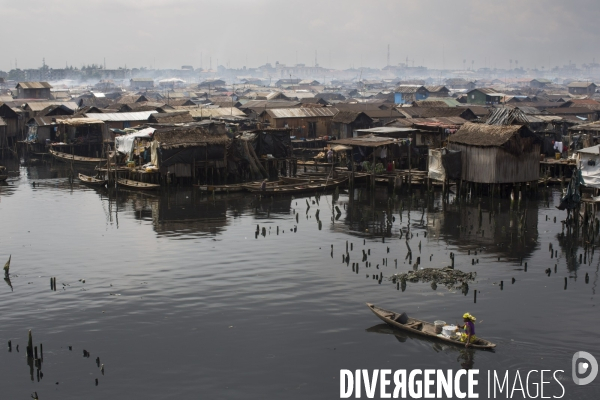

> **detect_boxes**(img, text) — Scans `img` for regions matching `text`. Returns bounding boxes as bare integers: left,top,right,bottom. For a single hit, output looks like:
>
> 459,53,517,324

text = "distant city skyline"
3,57,599,73
1,0,598,72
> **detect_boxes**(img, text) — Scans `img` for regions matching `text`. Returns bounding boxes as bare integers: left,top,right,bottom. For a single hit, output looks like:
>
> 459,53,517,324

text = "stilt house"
447,122,541,183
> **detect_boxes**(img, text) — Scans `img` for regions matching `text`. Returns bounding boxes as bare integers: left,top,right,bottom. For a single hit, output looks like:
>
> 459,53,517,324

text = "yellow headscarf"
463,312,476,321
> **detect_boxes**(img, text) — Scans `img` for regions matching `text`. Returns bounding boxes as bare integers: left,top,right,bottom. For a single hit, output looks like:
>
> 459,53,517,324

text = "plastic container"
442,325,456,338
434,320,446,334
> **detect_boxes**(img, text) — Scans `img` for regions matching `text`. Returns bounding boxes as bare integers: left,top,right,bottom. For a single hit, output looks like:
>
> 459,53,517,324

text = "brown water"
0,161,599,399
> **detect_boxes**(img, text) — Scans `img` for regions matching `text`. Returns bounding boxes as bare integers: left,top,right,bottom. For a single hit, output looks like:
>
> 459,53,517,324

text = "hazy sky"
1,0,598,71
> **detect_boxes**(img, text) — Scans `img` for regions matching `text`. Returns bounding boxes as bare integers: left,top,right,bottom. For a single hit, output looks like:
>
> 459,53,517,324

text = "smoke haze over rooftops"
0,0,598,70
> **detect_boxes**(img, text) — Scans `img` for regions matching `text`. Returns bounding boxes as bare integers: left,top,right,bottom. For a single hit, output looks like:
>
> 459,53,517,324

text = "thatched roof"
449,122,527,147
153,125,229,149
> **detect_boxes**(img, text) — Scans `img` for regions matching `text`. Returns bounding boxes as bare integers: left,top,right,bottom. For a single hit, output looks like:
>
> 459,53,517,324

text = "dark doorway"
308,121,317,138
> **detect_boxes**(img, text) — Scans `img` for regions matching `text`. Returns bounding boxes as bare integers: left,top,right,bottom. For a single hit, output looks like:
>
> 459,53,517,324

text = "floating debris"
389,267,476,290
3,255,11,277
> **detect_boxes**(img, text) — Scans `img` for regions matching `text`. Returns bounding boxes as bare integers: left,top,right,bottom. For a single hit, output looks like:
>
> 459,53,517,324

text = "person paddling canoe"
460,313,477,348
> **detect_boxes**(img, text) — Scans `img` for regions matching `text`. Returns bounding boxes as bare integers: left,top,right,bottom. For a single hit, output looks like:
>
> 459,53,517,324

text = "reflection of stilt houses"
435,200,539,260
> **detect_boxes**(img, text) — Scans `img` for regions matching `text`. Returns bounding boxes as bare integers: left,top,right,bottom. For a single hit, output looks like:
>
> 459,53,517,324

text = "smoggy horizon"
1,0,598,72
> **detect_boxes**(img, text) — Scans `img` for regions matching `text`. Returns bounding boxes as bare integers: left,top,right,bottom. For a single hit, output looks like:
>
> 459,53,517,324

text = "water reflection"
366,324,478,369
4,276,13,292
555,228,591,273
103,189,293,238
332,186,541,264
1,162,600,399
19,161,298,239
437,198,539,260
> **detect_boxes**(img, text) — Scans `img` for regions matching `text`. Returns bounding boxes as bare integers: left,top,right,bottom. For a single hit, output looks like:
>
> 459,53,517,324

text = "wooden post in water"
371,147,376,193
27,330,33,358
350,156,354,190
408,139,412,187
205,147,208,185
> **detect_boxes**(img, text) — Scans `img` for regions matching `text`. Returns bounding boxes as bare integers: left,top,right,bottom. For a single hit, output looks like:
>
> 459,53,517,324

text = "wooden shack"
130,78,154,89
15,82,52,99
84,111,158,129
152,122,229,184
56,118,108,144
258,107,338,138
0,117,6,154
447,122,541,184
0,103,24,144
331,111,373,139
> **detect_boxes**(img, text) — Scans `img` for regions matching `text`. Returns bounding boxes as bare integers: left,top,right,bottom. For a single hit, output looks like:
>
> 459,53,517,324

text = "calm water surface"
0,161,599,399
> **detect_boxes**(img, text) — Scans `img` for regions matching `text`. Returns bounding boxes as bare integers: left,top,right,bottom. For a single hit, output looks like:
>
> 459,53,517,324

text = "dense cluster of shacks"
1,76,600,194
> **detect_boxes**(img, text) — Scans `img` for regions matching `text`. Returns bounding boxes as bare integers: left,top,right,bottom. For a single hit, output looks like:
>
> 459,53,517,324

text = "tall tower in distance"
387,44,390,66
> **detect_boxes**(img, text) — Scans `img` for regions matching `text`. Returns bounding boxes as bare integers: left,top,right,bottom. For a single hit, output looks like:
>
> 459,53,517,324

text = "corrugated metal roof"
395,85,426,94
548,108,596,115
567,82,596,88
28,116,72,126
416,98,460,107
469,88,504,96
577,143,600,154
188,108,247,118
84,111,157,121
411,117,467,126
25,101,79,112
264,107,339,118
333,135,400,147
514,106,541,115
281,90,317,99
355,127,415,134
571,122,600,133
424,85,449,93
16,82,52,89
332,111,366,124
240,100,301,109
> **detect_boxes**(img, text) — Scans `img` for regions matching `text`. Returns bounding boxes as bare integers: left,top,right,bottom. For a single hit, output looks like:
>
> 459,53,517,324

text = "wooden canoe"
279,176,332,184
245,178,347,195
280,177,315,184
366,303,496,350
240,180,284,190
78,173,107,187
49,149,106,166
195,184,244,193
117,179,160,190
